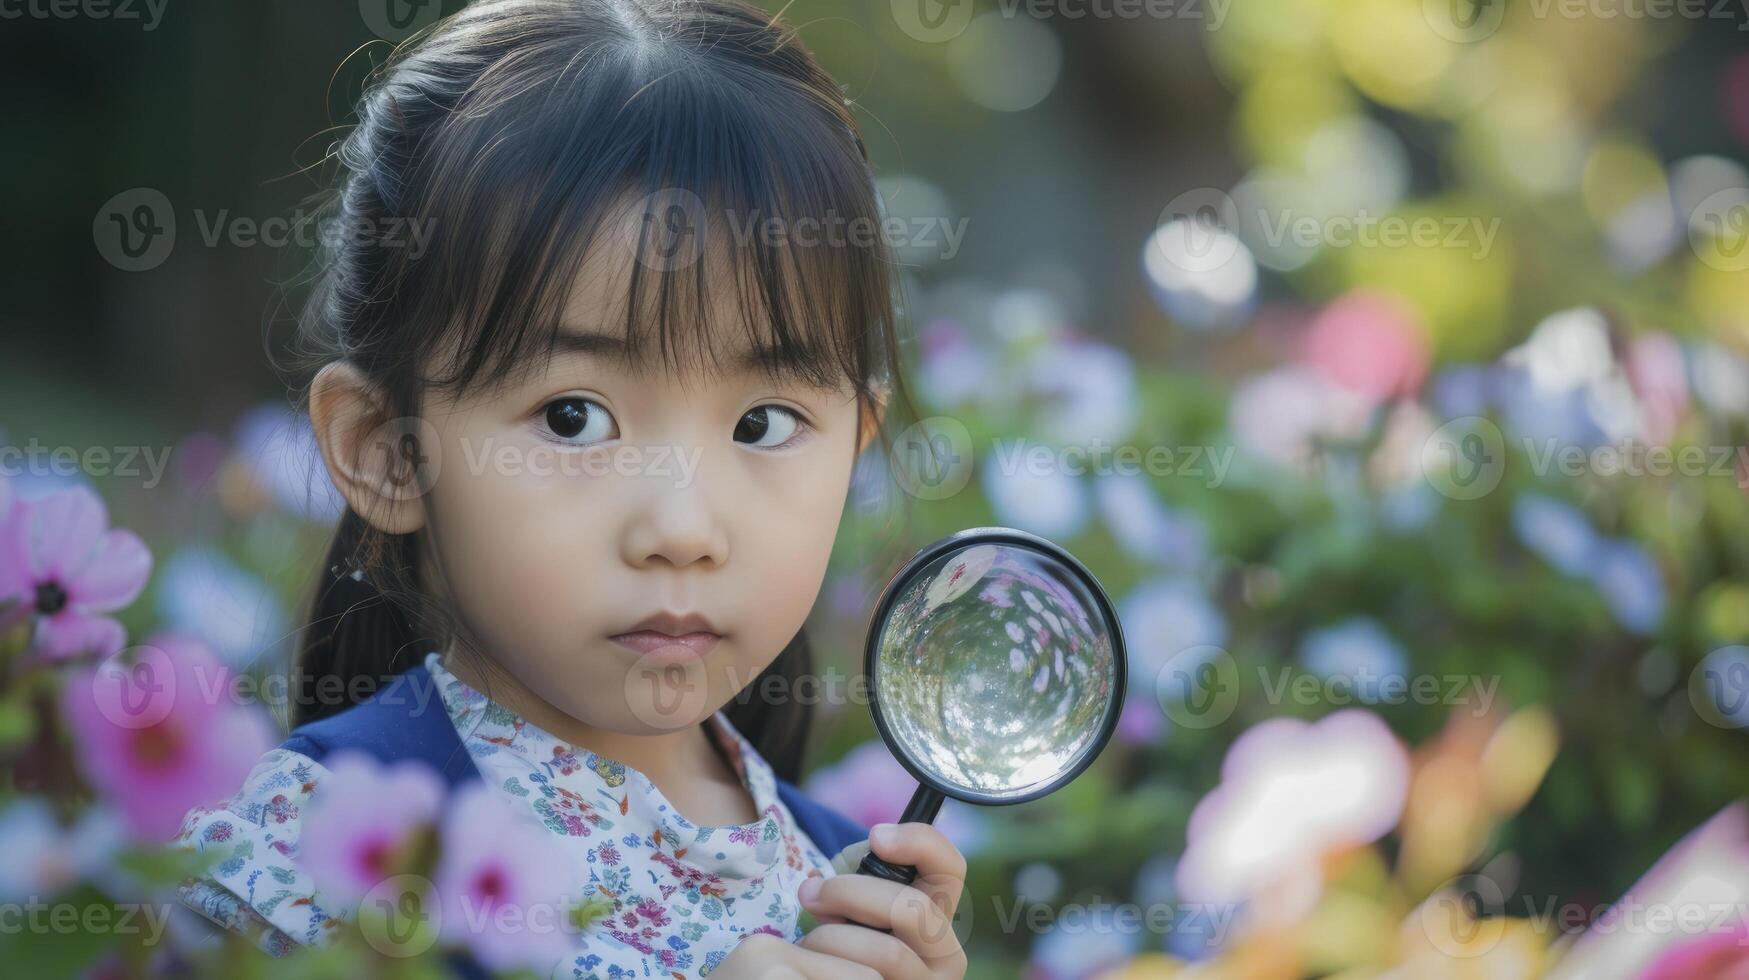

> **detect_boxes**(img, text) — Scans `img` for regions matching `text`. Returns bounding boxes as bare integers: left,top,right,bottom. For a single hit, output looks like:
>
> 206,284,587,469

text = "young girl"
174,1,969,976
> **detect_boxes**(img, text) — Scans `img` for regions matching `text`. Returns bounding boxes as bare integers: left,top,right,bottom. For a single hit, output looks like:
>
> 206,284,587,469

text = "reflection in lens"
872,542,1119,799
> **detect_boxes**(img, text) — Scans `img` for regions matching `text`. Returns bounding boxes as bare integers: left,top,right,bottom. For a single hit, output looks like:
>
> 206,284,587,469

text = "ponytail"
291,507,427,727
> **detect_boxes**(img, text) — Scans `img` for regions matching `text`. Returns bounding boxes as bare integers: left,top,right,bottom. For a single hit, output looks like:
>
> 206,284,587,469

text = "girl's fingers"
730,933,882,980
785,941,887,980
801,872,960,962
866,822,969,917
797,923,935,980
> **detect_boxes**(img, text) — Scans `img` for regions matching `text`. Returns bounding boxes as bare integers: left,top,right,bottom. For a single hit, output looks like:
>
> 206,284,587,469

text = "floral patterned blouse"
174,653,847,977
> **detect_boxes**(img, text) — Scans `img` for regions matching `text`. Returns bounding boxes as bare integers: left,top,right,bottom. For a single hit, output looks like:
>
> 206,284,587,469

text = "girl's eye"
541,397,617,445
734,405,805,449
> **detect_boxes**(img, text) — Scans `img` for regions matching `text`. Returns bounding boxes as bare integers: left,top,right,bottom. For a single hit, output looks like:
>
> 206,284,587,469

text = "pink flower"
805,741,920,828
61,633,274,841
1552,805,1749,979
436,783,578,971
1641,922,1749,980
1626,331,1691,446
1300,290,1432,405
298,751,445,908
1229,366,1373,471
1177,710,1410,913
0,486,151,660
805,741,985,855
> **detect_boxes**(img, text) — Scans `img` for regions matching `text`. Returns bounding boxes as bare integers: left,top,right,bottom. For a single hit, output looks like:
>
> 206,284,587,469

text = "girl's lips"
609,630,721,664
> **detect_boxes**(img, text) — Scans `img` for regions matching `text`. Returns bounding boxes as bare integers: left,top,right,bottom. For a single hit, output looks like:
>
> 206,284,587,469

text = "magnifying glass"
855,527,1127,886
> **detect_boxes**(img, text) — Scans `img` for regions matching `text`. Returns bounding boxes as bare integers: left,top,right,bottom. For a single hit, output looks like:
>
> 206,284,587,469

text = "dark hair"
288,0,914,782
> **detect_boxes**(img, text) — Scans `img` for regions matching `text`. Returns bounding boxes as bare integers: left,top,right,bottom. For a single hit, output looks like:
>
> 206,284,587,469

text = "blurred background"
4,0,1749,976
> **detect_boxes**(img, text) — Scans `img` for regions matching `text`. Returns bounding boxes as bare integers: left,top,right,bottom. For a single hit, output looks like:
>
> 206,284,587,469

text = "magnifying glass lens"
871,541,1120,802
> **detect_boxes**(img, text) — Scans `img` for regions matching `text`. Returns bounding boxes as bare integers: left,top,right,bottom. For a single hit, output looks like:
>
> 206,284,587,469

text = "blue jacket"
280,665,868,977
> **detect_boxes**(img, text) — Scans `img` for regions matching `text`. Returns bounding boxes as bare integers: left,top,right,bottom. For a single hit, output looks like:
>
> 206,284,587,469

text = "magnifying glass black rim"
863,526,1128,807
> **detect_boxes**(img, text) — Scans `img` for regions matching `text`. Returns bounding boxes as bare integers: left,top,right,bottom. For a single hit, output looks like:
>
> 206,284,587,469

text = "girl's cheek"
429,434,607,612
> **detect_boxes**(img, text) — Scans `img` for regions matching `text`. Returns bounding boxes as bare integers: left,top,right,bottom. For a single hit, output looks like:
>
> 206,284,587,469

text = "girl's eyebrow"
550,328,825,380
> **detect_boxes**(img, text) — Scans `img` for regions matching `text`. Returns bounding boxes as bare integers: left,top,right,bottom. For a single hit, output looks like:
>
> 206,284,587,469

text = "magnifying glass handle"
856,784,946,886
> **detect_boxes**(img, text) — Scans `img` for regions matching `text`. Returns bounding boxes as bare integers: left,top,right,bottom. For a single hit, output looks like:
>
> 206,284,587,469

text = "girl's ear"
857,383,890,456
308,361,429,535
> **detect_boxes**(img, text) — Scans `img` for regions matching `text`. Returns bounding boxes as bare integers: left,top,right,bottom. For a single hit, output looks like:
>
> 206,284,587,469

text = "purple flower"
0,486,151,660
1027,906,1142,980
1591,538,1666,635
1114,697,1164,746
1298,617,1408,703
1511,493,1600,577
154,547,286,668
1022,338,1138,446
0,799,121,901
981,462,1089,540
1118,578,1228,685
1094,473,1208,570
232,404,345,522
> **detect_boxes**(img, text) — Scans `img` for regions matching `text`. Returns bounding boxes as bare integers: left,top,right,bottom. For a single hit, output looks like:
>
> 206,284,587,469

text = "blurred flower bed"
4,0,1749,977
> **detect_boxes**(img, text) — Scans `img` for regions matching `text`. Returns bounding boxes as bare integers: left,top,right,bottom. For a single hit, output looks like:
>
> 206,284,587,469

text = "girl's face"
410,238,874,736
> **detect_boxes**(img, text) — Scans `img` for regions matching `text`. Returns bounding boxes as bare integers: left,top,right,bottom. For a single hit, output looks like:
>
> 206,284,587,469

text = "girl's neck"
438,646,757,824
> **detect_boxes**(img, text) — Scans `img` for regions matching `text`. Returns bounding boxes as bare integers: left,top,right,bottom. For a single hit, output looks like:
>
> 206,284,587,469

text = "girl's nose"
620,485,729,570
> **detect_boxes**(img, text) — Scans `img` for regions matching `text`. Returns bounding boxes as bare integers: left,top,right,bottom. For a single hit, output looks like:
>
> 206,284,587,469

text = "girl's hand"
792,822,970,979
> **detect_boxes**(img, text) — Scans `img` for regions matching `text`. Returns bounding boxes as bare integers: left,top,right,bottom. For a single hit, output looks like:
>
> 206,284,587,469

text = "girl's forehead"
549,206,842,385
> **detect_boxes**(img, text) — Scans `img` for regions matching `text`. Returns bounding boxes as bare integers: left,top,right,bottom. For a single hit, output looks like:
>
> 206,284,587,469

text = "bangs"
392,24,894,400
